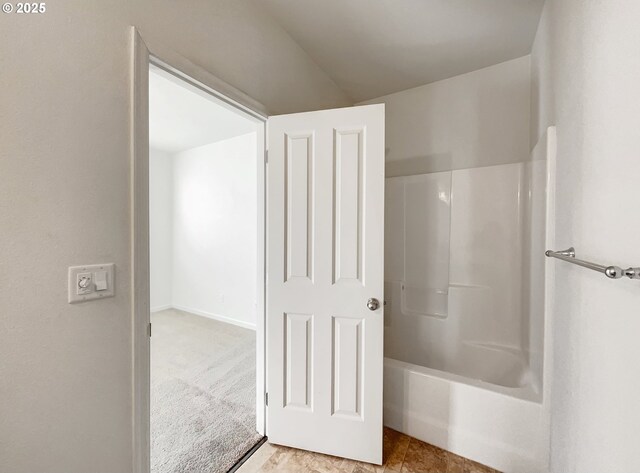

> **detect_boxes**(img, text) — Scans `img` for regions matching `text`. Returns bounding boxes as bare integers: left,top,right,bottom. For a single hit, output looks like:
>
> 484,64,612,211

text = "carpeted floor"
151,308,262,473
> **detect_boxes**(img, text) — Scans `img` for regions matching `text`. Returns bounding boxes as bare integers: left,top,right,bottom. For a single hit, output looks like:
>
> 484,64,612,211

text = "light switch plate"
68,263,115,303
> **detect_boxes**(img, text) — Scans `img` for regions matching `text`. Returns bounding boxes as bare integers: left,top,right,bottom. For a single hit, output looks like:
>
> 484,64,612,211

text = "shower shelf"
545,247,640,280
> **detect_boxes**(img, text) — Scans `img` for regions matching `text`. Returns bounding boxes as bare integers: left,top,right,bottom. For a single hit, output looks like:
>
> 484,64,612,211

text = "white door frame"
130,27,269,473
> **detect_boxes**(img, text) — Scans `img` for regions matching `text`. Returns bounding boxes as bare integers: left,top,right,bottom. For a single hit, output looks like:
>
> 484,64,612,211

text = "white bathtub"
383,357,549,473
382,130,556,472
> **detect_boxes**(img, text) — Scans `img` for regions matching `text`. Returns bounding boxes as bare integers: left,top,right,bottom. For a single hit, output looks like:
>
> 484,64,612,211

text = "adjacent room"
148,66,263,473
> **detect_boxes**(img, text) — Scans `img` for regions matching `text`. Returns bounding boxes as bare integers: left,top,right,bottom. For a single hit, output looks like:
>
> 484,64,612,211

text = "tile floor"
236,427,499,473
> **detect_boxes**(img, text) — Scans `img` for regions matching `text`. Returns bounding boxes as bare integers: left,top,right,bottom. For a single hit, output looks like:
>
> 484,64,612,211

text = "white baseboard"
151,305,172,313
171,304,256,330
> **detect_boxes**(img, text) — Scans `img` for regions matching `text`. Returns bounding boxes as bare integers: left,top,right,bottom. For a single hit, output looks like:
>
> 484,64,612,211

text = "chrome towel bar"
545,247,640,280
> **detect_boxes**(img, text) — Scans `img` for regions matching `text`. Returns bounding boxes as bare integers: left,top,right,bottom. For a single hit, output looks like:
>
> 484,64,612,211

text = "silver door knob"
367,298,380,311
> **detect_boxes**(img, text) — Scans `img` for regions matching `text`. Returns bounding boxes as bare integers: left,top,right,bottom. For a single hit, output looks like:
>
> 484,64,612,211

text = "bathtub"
383,357,549,472
381,131,555,473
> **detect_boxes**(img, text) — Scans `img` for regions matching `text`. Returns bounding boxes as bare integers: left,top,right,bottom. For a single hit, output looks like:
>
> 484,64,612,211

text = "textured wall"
359,56,531,175
531,1,640,471
171,134,258,328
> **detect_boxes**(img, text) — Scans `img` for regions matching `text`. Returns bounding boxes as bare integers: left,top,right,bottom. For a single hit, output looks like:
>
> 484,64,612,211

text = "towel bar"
545,247,640,280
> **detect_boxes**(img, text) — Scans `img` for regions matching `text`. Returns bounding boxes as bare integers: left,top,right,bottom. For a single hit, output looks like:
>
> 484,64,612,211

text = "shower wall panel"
384,162,541,387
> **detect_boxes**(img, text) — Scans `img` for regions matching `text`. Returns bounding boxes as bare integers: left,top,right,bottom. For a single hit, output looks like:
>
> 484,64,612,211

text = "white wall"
359,55,531,176
149,148,173,311
531,1,640,471
0,2,349,471
171,133,257,328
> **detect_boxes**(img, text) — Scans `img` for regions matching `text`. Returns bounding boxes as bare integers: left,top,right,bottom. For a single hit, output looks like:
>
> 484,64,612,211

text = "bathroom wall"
171,133,258,328
149,148,174,312
359,55,531,176
531,1,640,471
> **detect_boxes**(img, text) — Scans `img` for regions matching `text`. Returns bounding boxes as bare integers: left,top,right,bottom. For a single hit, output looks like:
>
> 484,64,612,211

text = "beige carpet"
151,309,262,473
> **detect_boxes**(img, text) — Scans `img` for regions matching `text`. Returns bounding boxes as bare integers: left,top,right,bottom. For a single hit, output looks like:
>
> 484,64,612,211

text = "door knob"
367,298,380,311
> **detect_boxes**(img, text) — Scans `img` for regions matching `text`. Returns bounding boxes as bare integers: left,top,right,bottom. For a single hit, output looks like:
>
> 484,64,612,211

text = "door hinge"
265,392,268,406
264,150,268,164
148,322,152,337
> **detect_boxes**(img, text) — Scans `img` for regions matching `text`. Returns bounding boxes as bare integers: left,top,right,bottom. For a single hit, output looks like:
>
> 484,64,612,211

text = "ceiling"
259,0,545,102
149,68,257,154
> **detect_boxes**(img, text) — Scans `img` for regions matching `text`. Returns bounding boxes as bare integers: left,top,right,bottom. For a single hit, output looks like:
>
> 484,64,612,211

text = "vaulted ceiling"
258,0,545,102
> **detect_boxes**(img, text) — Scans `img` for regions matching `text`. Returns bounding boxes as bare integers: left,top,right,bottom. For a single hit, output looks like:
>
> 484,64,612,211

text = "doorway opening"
148,63,265,473
133,34,384,469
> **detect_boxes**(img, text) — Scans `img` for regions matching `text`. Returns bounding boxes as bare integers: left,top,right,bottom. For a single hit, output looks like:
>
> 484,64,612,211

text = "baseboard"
171,304,256,330
151,304,172,313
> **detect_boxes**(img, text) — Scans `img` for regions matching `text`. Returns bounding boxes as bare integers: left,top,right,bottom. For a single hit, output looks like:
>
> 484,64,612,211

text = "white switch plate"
68,263,115,303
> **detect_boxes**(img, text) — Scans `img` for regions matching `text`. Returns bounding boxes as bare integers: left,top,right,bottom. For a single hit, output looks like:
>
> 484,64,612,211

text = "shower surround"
382,129,555,473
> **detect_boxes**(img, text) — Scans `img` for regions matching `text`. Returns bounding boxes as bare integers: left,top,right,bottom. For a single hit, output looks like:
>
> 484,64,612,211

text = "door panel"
334,128,364,284
285,133,313,282
332,316,363,419
284,312,313,410
267,104,384,464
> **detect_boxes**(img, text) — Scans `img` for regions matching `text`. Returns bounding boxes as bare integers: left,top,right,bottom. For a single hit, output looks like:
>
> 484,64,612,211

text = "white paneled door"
266,104,385,464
